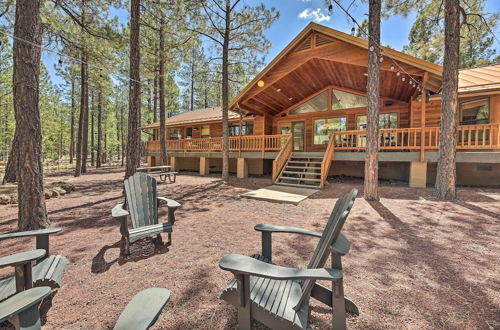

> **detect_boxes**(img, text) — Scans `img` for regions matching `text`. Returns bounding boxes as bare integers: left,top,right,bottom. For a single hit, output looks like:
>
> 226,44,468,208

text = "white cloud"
298,8,331,23
298,0,313,2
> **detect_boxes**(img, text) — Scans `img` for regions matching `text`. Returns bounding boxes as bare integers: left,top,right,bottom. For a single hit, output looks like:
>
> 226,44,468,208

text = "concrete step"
275,182,320,189
279,176,321,182
282,170,321,176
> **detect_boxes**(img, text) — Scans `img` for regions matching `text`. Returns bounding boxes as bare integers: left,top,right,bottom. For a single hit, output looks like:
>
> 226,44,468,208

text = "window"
280,125,291,135
170,128,182,140
229,122,254,136
313,118,346,144
332,89,367,110
459,98,489,125
185,127,193,139
357,113,398,129
201,125,210,138
289,90,328,114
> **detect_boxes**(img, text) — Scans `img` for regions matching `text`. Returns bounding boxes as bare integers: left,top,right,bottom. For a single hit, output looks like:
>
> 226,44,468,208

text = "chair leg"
167,233,172,245
237,275,251,330
124,237,130,256
331,280,346,330
17,303,42,330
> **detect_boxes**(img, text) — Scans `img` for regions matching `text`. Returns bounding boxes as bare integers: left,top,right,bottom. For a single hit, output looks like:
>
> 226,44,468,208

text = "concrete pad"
241,185,318,205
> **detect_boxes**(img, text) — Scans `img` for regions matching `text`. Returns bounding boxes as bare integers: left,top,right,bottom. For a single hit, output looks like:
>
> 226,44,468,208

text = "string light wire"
0,27,145,86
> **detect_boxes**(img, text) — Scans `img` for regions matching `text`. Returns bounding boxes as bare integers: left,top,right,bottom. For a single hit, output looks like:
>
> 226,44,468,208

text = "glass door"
292,121,305,151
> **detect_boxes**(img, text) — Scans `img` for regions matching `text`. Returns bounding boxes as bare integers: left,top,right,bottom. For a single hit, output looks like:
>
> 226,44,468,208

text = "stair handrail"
272,135,292,183
320,133,336,188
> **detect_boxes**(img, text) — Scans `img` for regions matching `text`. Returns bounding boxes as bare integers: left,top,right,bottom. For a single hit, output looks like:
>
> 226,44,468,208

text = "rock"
0,194,10,205
52,187,66,196
50,181,75,193
44,189,52,199
9,194,17,204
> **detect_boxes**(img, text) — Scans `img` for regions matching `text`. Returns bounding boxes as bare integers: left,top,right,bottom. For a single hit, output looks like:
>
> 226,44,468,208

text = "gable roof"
229,22,443,111
459,64,500,93
141,107,241,129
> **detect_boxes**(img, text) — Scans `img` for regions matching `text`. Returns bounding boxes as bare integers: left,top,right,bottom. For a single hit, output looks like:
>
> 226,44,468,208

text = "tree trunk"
153,71,158,140
364,0,381,201
120,95,125,167
97,88,102,168
158,17,168,166
3,128,18,184
69,77,75,164
190,48,195,111
75,56,88,177
90,90,95,167
435,0,459,200
125,0,141,178
81,78,89,173
13,0,49,230
221,0,230,182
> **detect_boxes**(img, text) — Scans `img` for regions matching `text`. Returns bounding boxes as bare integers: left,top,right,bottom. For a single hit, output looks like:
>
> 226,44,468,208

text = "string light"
0,27,145,86
396,71,400,76
401,76,405,82
390,64,395,70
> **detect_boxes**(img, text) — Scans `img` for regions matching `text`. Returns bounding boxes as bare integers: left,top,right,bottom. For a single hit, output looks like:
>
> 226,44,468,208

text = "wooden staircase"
275,153,324,189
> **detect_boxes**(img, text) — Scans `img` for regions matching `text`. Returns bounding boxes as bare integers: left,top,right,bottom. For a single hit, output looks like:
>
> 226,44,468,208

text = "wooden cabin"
142,23,500,188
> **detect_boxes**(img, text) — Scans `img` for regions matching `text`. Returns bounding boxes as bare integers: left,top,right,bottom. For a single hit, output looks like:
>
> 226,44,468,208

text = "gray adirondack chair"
0,228,68,302
220,189,358,330
112,172,181,255
0,287,171,330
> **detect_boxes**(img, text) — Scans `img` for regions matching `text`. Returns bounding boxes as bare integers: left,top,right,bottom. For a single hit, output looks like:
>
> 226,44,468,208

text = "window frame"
169,127,182,140
313,117,347,145
459,98,490,126
201,125,210,138
356,112,399,130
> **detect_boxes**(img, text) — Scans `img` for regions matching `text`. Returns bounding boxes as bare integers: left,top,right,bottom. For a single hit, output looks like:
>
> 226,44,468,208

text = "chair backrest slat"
295,189,357,310
124,173,158,228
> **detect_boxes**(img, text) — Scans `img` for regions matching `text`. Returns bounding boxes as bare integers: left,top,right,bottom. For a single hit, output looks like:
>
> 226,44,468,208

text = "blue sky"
43,0,500,86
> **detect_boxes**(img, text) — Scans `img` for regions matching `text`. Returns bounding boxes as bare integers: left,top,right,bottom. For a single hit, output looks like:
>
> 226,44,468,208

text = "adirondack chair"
112,172,181,255
219,189,358,330
0,228,69,302
0,287,171,330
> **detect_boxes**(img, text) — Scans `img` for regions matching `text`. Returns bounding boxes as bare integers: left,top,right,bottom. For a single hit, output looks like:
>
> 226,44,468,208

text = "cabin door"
292,121,305,151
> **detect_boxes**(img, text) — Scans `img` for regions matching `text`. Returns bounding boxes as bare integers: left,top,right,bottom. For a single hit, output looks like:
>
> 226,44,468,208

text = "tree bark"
190,47,195,111
153,71,158,140
3,127,18,184
125,0,141,178
120,95,125,167
364,0,381,201
97,88,102,168
221,0,230,182
75,57,88,177
81,76,89,173
158,17,168,166
69,77,75,164
435,0,459,200
13,0,49,230
90,90,95,167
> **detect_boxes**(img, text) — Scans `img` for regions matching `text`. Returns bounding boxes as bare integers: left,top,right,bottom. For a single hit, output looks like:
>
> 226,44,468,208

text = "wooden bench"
0,286,52,330
0,228,68,302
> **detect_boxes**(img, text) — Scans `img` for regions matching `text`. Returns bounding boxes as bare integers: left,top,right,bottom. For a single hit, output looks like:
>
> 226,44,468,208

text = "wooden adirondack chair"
112,172,181,255
0,228,69,302
0,287,171,330
220,189,358,330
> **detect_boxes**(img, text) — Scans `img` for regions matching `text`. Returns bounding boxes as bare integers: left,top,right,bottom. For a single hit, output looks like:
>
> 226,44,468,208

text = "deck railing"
272,135,293,183
147,124,500,156
320,132,336,188
146,134,290,154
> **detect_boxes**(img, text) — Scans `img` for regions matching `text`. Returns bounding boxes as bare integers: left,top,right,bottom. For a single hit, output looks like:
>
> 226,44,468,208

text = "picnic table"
136,165,177,183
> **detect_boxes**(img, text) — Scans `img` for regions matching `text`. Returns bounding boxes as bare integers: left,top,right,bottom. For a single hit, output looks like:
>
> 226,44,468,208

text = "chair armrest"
157,197,181,209
112,203,129,218
219,254,342,281
254,224,322,238
331,232,350,256
0,287,52,322
0,228,62,241
0,249,46,268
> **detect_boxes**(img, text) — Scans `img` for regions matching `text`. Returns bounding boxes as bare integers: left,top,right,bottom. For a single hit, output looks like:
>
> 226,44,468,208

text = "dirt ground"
0,166,499,330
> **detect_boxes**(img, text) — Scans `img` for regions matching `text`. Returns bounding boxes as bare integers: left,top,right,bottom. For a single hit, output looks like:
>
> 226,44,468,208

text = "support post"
409,161,428,188
200,157,210,176
237,158,248,179
170,156,178,172
147,155,155,167
420,72,428,161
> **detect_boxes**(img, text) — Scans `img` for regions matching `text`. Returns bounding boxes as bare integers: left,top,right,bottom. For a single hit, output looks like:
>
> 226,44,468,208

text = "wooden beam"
420,72,428,161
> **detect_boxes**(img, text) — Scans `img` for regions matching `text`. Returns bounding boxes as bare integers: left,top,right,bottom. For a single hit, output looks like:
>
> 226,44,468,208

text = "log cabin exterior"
142,23,500,188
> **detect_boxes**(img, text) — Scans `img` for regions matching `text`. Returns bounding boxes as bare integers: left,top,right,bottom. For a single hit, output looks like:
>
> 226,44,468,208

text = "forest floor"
0,166,499,329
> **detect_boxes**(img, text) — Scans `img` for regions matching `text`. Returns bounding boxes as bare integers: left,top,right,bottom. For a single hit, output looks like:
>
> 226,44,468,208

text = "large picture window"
357,113,398,129
459,98,489,125
332,89,367,110
170,128,182,140
314,117,346,144
201,125,210,138
229,122,254,136
289,90,328,114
